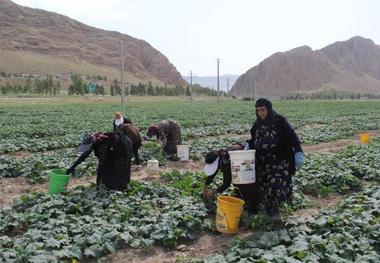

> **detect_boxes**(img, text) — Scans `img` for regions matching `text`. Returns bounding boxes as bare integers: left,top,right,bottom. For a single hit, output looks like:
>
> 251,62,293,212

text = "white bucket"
146,159,159,175
229,150,256,184
176,145,189,161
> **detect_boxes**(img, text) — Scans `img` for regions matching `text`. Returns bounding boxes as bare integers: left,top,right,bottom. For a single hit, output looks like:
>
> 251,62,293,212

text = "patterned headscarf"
146,125,159,138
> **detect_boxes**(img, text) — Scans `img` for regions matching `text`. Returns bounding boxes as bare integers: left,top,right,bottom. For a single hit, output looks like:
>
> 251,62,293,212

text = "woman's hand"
203,188,217,199
295,152,304,170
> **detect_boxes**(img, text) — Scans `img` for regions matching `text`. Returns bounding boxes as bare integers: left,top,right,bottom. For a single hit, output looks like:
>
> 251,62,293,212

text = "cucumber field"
0,97,379,263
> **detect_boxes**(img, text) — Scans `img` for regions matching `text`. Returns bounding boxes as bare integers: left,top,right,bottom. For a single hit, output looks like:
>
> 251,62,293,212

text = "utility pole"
190,70,193,99
217,58,220,104
120,40,125,114
227,77,230,96
249,72,252,102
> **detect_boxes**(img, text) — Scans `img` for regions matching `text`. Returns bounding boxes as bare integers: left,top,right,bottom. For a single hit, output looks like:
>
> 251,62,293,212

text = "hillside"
0,0,186,86
231,36,380,98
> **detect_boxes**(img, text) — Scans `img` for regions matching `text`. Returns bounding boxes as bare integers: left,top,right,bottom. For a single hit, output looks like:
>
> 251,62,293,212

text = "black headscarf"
254,98,277,125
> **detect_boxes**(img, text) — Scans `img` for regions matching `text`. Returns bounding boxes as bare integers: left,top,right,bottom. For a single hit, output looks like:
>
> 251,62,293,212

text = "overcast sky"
12,0,380,76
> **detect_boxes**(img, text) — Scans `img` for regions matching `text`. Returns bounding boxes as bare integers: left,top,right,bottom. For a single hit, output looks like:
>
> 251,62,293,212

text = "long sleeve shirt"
205,161,232,193
204,144,244,193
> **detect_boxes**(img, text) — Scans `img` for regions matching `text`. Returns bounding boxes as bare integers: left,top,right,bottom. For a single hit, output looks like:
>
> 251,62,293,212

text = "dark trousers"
132,144,141,165
233,183,261,214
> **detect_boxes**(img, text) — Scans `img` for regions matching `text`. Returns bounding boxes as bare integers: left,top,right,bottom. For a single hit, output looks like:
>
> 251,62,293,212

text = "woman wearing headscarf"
113,111,132,131
146,119,182,156
203,144,260,215
66,129,132,191
119,123,142,169
247,98,304,221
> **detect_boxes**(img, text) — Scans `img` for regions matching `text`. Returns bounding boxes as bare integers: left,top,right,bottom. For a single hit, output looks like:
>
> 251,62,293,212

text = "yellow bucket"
215,196,245,234
359,133,370,144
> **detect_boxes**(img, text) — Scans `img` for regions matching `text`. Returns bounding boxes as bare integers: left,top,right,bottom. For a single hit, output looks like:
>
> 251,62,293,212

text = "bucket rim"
217,195,245,205
228,149,255,155
176,144,189,148
49,169,69,176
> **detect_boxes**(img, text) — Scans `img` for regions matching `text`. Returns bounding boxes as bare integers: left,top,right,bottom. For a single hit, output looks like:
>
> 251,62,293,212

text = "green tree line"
128,82,225,97
0,76,61,95
1,74,226,97
283,89,380,100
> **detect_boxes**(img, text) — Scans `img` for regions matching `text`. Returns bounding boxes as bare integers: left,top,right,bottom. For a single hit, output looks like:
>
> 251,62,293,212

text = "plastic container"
176,145,189,161
146,159,159,175
215,196,245,234
48,169,70,194
229,150,256,184
359,133,370,144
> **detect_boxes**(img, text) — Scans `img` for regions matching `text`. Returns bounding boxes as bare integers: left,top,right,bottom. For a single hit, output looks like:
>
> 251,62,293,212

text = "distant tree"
98,85,105,95
110,85,115,96
55,81,61,96
186,86,192,96
113,79,121,95
70,74,84,95
24,77,32,93
48,75,54,96
147,82,154,95
82,83,88,95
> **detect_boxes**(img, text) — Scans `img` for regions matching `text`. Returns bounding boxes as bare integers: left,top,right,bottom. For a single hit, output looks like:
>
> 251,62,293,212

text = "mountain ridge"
231,36,380,98
0,0,186,86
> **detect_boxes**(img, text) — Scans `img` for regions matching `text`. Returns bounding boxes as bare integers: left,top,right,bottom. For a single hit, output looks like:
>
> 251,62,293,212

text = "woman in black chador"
247,98,304,221
66,129,132,191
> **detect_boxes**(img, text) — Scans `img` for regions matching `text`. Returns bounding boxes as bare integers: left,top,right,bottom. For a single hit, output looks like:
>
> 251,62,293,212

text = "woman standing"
247,98,304,221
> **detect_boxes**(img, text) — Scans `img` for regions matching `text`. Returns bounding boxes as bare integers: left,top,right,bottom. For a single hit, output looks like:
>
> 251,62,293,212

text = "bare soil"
0,175,97,207
97,193,343,263
303,129,380,153
0,161,204,207
293,193,343,221
1,129,379,262
299,123,326,130
98,231,252,263
6,151,33,158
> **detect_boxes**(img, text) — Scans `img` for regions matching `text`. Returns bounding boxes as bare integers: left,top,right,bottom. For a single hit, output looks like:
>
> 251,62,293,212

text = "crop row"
295,138,380,197
1,101,380,154
193,185,380,262
0,181,209,262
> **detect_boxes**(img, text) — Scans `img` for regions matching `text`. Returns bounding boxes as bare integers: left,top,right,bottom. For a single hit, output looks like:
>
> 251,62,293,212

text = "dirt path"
0,175,97,207
1,130,379,262
293,193,343,221
303,129,380,153
98,230,252,263
0,160,204,207
99,192,343,263
2,129,380,207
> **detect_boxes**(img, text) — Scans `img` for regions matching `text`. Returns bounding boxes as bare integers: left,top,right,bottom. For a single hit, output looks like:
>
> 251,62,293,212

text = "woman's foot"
267,206,282,223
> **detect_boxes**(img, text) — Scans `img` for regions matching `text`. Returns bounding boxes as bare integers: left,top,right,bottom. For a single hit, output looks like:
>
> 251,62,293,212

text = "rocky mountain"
182,74,239,92
0,0,186,86
231,36,380,98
